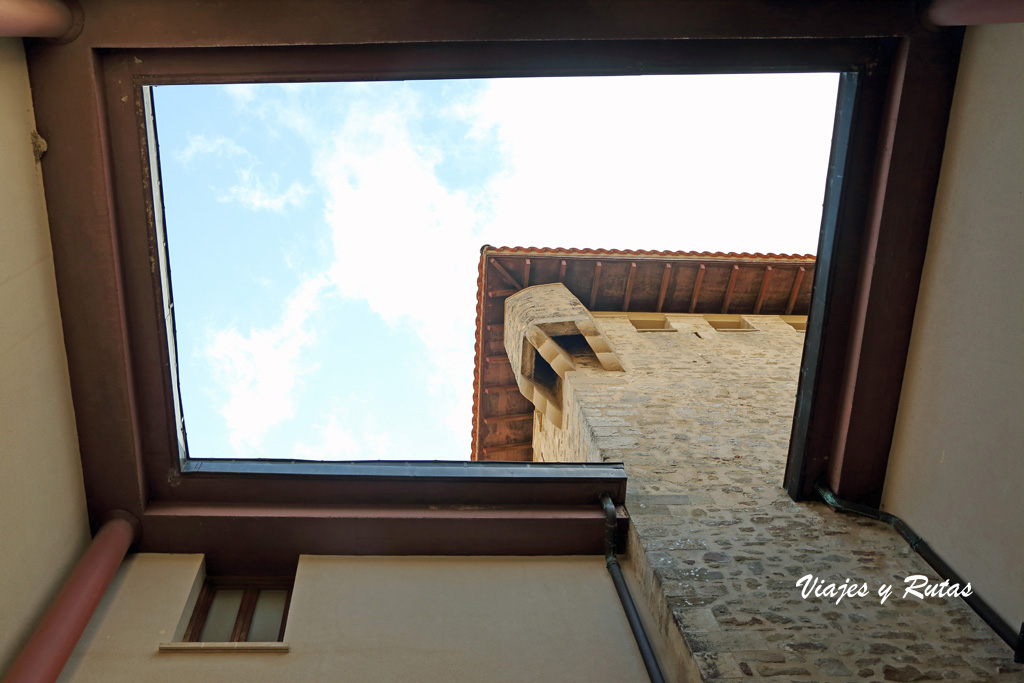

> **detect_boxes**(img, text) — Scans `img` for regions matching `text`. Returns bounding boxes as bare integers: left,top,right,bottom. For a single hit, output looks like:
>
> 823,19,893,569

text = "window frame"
183,576,293,643
26,1,964,570
99,40,881,504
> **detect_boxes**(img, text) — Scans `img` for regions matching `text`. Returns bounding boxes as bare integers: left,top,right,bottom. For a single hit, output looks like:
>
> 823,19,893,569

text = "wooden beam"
483,384,520,394
523,258,531,287
483,413,534,425
480,443,533,456
485,324,504,333
488,289,518,298
623,262,636,312
721,264,739,313
485,355,510,364
489,258,522,290
825,34,963,506
688,264,706,313
558,259,566,282
655,263,671,312
589,261,603,310
141,501,622,573
774,33,962,506
785,266,806,315
754,265,773,314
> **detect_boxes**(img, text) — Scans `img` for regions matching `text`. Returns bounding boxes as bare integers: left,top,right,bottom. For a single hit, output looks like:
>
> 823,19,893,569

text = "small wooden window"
183,577,293,643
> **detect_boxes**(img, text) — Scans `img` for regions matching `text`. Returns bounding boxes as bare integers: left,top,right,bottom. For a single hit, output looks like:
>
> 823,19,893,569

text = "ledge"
158,642,289,653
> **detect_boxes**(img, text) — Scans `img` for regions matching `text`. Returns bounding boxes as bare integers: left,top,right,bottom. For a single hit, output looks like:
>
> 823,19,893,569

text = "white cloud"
289,408,395,461
205,275,327,454
309,88,482,451
175,134,250,164
222,170,310,212
175,132,309,213
223,83,257,105
463,74,837,255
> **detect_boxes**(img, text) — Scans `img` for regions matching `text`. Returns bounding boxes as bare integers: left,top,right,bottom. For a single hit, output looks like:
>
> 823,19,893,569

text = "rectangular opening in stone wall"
552,333,601,359
529,347,561,399
704,315,759,332
627,314,676,333
781,316,808,332
143,71,838,463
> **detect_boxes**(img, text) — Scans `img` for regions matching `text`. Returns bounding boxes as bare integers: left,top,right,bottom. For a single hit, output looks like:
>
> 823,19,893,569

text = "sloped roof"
471,246,817,461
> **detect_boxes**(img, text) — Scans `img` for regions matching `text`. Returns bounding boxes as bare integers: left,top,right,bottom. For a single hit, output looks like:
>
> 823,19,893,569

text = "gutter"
815,480,1023,663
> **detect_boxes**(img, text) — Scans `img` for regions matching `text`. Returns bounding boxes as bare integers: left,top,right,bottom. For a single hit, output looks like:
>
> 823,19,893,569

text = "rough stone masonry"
505,284,1020,683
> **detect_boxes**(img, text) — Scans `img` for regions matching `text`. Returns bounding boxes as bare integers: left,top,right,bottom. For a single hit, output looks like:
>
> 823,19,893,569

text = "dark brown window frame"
26,0,963,571
183,576,293,643
102,40,882,510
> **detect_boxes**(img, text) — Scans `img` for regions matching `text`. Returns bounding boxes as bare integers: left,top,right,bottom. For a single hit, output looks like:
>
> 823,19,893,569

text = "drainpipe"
2,514,138,683
0,0,80,41
601,494,666,683
925,0,1024,26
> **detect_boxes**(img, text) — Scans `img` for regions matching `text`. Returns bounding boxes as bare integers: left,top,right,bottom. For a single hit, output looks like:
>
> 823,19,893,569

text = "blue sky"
152,73,839,461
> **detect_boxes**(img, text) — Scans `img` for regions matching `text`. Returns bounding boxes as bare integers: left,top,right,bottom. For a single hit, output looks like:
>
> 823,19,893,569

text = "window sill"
158,642,289,653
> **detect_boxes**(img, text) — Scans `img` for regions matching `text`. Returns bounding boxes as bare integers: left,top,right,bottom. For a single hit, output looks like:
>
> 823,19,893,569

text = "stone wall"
517,288,1019,682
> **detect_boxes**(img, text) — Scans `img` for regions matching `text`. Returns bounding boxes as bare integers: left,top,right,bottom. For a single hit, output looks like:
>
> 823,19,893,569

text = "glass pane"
248,589,288,642
149,73,839,462
199,588,243,642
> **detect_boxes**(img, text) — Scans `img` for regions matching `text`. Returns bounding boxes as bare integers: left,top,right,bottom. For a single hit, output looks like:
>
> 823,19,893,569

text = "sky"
152,72,839,462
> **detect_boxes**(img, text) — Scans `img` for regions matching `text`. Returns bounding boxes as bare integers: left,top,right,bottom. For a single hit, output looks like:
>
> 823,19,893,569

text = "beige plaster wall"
0,38,90,673
60,554,650,683
882,24,1024,629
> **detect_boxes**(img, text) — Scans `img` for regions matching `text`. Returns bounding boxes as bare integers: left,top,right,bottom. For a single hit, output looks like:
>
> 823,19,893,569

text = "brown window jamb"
184,577,293,643
182,581,215,643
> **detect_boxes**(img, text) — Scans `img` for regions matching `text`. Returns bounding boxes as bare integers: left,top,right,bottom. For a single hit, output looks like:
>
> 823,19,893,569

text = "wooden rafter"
754,265,774,314
483,413,534,425
655,263,671,312
786,266,806,315
590,261,603,310
483,384,521,394
480,443,532,456
721,264,740,313
689,263,706,313
623,262,637,312
489,258,522,290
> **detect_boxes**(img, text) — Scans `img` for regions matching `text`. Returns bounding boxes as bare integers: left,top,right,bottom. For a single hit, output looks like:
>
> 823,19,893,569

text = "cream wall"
60,554,649,683
0,38,90,672
882,24,1024,628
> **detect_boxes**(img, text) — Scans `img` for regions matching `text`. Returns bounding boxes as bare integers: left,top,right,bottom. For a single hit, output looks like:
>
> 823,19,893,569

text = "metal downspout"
601,494,666,683
0,0,78,39
815,481,1023,663
2,514,138,683
925,0,1024,27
